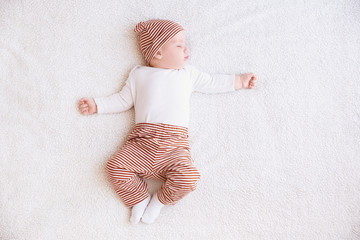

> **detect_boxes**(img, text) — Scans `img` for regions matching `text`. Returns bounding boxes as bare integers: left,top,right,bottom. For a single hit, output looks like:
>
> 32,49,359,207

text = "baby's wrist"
235,75,242,90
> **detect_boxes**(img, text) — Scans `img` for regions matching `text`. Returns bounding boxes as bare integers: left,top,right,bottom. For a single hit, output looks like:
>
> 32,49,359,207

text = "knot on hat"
134,22,146,33
134,19,184,65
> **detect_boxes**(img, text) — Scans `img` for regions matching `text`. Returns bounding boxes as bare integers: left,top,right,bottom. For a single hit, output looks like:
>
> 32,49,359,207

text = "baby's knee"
189,168,200,190
173,165,200,190
190,167,201,183
105,158,117,175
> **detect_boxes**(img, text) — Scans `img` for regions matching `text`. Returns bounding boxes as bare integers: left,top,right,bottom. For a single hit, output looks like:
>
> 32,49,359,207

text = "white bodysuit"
94,65,235,128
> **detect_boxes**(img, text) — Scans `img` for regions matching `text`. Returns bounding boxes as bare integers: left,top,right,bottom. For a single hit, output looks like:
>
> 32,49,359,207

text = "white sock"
141,193,164,224
130,195,151,224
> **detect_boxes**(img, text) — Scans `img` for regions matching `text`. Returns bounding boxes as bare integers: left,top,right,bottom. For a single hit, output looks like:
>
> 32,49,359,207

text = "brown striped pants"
106,123,201,207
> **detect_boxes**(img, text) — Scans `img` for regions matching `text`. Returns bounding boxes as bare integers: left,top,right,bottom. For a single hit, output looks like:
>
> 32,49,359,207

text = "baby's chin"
174,61,188,70
160,63,187,70
149,59,188,70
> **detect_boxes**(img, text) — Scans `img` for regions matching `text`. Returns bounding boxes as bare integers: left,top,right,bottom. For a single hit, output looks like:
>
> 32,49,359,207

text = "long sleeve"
189,66,235,94
94,80,134,114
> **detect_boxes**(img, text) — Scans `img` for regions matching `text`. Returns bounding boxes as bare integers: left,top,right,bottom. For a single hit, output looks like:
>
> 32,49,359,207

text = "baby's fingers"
248,80,256,88
81,107,89,115
79,104,87,110
79,104,88,114
80,97,92,105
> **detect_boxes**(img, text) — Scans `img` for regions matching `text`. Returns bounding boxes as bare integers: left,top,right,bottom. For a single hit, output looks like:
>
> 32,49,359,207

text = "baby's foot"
130,195,151,224
141,193,164,224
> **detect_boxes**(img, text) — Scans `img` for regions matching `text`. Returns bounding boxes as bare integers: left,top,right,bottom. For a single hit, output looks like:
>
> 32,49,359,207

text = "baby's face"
153,31,189,69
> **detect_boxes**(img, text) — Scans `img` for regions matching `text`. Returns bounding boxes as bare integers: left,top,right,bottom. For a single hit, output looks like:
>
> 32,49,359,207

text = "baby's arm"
234,73,256,90
190,67,256,93
78,67,138,116
78,76,134,116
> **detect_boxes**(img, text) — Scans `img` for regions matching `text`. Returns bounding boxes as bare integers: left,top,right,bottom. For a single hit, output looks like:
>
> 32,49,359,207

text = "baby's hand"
235,73,256,90
79,97,97,115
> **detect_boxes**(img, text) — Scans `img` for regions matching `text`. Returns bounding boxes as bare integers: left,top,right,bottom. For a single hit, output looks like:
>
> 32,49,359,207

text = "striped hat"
134,19,184,65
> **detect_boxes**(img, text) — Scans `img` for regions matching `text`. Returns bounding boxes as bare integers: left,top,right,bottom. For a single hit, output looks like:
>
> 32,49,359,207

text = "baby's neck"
149,61,187,70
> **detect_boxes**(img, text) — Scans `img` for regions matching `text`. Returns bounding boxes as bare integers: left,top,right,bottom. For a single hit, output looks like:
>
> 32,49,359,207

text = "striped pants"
106,123,201,207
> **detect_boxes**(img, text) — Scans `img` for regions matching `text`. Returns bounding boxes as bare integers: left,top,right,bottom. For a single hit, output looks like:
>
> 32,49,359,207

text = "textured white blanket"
1,0,360,239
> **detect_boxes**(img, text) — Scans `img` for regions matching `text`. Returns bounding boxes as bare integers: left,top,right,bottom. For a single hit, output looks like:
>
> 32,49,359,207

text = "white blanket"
1,0,360,239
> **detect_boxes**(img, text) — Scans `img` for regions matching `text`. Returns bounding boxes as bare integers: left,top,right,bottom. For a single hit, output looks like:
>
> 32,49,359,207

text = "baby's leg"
106,156,150,207
106,144,151,224
142,151,200,224
158,159,200,205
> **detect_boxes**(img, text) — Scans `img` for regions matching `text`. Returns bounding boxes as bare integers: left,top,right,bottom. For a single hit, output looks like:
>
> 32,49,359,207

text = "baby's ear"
153,50,162,60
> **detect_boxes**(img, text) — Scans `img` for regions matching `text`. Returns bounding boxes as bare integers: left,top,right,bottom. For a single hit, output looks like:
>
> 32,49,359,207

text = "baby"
79,19,256,224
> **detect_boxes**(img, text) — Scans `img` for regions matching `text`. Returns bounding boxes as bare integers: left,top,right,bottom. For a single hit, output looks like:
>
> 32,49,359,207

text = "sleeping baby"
78,19,256,224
